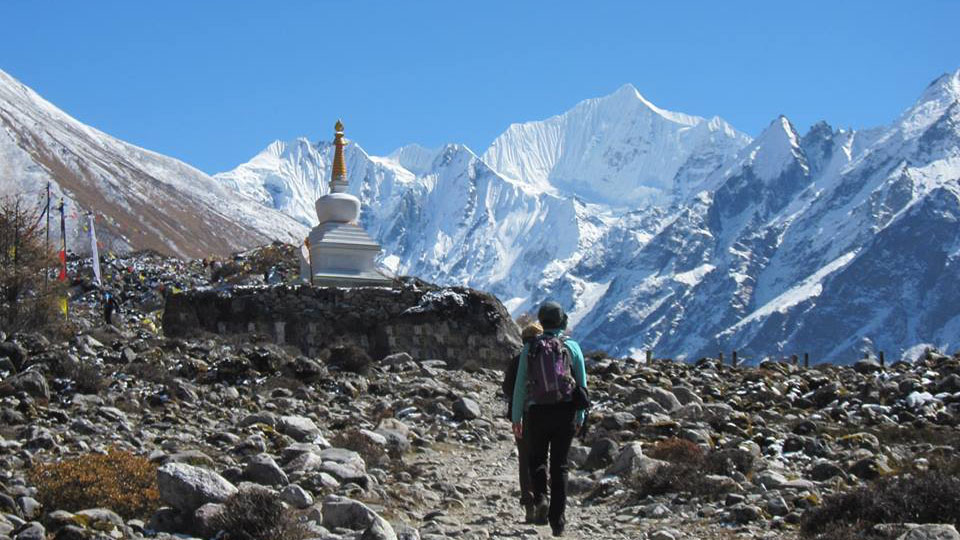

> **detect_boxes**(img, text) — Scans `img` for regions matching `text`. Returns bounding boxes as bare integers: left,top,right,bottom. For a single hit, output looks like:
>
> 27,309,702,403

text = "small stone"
452,397,481,420
280,484,314,509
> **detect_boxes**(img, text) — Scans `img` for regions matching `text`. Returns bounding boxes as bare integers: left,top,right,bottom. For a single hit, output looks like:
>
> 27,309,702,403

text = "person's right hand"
512,422,523,440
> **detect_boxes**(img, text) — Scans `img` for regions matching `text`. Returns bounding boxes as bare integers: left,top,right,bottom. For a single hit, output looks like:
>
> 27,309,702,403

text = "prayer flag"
88,213,102,287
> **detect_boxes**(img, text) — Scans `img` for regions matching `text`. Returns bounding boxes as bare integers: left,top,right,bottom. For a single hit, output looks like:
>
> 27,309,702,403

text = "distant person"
502,321,543,523
103,291,120,325
511,301,587,537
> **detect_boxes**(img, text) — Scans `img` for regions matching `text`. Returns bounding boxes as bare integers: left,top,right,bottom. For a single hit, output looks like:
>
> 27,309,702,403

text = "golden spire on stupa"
330,120,348,191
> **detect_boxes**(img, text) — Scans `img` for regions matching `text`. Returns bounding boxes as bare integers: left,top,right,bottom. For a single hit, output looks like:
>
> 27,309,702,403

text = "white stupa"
301,120,393,287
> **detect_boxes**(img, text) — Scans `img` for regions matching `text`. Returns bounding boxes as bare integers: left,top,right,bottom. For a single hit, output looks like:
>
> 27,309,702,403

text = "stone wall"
162,284,522,371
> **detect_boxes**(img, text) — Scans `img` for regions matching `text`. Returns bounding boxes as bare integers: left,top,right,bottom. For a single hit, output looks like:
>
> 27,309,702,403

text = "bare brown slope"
0,109,274,259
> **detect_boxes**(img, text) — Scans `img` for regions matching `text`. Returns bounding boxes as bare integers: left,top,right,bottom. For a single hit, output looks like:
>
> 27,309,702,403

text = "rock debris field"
2,248,960,540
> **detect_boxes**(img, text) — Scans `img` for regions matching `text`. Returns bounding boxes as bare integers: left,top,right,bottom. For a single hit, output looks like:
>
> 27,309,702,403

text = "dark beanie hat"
538,301,567,329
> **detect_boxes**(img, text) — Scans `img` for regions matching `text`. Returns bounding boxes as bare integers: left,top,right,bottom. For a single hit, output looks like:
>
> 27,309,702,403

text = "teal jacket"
511,330,587,425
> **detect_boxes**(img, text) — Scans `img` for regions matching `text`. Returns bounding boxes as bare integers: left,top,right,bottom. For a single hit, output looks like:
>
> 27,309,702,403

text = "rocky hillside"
1,250,960,540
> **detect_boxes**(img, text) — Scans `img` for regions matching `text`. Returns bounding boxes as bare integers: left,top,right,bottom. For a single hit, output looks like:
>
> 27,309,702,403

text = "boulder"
1,371,49,401
897,525,960,540
157,463,238,513
243,454,289,487
278,415,320,442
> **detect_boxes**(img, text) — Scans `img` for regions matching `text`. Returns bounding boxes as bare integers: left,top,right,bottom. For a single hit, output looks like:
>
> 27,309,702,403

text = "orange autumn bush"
29,448,161,519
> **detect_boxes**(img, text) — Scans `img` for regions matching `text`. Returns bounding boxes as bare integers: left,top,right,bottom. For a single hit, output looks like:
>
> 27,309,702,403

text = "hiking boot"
551,519,565,537
524,504,536,524
534,501,549,525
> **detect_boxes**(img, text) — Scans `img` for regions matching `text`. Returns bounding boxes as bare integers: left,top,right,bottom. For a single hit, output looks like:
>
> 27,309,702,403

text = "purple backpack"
527,335,575,404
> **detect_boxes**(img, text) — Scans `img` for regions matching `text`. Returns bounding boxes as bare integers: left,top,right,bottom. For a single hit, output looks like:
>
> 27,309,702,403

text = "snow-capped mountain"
481,84,751,206
219,70,960,363
4,61,957,364
0,68,306,258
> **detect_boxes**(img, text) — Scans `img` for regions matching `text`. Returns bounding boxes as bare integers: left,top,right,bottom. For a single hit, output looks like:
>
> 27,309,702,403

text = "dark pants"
527,402,577,528
517,416,534,506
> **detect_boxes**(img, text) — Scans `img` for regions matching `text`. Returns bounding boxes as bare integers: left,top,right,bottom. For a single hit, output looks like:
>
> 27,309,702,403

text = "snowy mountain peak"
387,144,443,176
482,84,751,207
898,68,960,139
743,115,806,181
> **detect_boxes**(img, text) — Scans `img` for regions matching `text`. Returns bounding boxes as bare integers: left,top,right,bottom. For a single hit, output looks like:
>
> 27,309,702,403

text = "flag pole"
44,182,51,290
58,198,68,318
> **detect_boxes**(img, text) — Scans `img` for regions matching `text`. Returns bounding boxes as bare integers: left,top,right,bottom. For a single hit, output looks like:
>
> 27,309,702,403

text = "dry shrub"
70,358,107,394
647,438,704,464
703,447,754,476
800,470,960,538
327,344,372,375
633,446,754,499
214,489,308,540
29,448,160,518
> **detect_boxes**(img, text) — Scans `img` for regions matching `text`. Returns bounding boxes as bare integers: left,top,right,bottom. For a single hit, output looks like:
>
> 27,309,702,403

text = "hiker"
502,321,543,523
511,301,588,537
103,291,120,325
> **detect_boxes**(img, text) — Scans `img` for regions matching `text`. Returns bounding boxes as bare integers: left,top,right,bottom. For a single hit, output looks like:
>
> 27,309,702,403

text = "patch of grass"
800,470,960,538
29,448,160,519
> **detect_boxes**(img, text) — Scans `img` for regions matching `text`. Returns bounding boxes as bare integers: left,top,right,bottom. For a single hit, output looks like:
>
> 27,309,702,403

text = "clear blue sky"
2,1,958,174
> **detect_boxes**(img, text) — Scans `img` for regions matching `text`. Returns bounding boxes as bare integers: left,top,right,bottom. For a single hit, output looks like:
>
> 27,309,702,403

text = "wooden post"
718,352,724,365
864,352,870,359
804,353,809,369
732,350,738,367
791,354,798,366
879,351,885,368
645,350,652,363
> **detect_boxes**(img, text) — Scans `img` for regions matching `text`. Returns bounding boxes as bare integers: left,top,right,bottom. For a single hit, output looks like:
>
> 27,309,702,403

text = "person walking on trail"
502,321,543,523
511,301,587,537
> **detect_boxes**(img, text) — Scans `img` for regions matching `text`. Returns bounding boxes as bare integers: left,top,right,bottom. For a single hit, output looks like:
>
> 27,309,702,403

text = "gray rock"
157,462,238,512
361,515,398,540
243,453,289,487
148,507,183,534
2,371,49,401
239,411,278,428
51,525,86,540
15,498,40,521
452,397,481,420
606,442,667,477
321,495,379,530
584,438,618,471
280,484,314,509
810,460,845,481
897,525,960,540
767,495,790,516
278,415,320,442
74,508,124,532
729,504,764,524
651,529,681,540
192,503,225,538
13,522,43,540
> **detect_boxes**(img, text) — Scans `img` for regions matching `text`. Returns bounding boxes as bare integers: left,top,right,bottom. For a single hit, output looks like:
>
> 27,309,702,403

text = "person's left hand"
512,422,523,440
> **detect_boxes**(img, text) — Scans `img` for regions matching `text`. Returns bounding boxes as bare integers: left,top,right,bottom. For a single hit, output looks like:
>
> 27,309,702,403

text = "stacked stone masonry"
163,284,522,370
